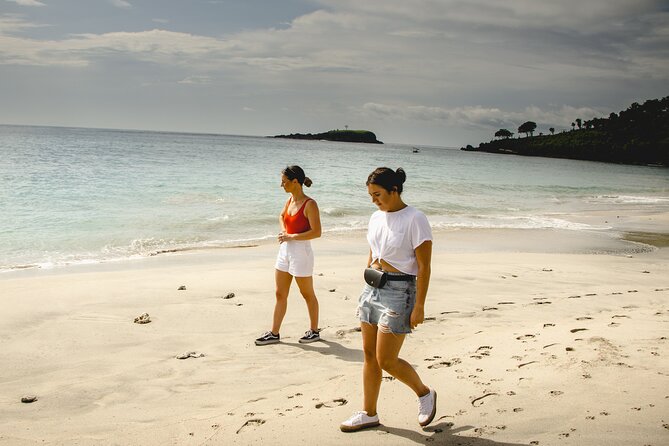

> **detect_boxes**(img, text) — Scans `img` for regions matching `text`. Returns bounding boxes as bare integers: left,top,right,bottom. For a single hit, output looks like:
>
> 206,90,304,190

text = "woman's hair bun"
395,168,406,184
303,177,313,187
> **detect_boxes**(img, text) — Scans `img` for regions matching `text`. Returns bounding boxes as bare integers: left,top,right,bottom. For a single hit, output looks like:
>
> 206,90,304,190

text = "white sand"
1,228,668,445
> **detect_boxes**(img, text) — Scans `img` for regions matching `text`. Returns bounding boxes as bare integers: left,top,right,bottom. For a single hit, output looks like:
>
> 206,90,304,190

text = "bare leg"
295,276,319,331
272,270,293,334
361,322,382,417
376,331,430,397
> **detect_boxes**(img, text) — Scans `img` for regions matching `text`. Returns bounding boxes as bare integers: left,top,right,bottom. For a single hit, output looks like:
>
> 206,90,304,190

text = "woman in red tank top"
255,165,323,346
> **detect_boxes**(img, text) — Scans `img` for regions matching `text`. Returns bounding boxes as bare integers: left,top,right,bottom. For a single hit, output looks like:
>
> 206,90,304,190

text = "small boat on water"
412,147,420,153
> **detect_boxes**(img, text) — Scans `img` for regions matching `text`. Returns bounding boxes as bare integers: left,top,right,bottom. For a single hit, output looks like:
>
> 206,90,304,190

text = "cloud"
0,0,666,143
359,102,604,130
178,75,211,85
6,0,45,6
109,0,131,9
0,0,667,87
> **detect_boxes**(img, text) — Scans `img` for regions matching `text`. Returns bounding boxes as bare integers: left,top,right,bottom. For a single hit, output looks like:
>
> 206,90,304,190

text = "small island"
461,97,668,166
274,129,383,144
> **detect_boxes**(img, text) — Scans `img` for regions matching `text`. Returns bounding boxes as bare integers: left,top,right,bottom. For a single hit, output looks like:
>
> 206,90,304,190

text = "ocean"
1,125,668,272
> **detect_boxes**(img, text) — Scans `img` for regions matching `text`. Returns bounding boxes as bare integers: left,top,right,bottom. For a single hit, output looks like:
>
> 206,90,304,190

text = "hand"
410,305,425,329
278,232,292,243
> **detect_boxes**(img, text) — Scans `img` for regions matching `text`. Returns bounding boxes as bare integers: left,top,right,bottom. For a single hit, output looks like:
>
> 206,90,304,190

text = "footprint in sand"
482,306,498,311
516,334,536,341
576,317,593,321
550,390,564,396
335,327,361,338
570,328,588,333
428,358,462,369
543,324,555,328
315,398,347,409
498,301,515,305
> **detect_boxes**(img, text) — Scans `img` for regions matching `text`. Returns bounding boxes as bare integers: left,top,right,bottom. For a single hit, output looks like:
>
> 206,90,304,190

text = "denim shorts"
357,276,416,334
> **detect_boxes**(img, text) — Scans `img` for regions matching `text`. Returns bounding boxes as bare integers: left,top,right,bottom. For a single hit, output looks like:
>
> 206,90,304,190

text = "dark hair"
366,167,406,194
282,165,312,187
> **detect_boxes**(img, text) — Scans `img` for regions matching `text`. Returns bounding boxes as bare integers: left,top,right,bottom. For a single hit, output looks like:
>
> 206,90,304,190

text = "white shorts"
275,240,314,277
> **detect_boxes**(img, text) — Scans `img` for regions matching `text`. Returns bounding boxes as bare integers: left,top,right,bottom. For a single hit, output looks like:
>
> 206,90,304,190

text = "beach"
1,223,668,446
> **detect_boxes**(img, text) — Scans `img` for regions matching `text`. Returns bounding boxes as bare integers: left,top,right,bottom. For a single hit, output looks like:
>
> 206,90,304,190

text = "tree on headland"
461,96,669,166
518,121,537,137
494,128,513,139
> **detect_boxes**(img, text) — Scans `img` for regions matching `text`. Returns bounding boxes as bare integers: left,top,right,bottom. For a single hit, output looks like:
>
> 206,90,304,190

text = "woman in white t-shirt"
341,167,437,432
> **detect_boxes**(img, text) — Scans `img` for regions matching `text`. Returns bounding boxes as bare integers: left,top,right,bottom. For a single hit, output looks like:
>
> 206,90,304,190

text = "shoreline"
3,224,668,277
1,227,668,445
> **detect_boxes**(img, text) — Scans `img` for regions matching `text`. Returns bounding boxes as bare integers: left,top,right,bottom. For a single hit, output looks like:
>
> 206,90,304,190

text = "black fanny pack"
364,268,414,289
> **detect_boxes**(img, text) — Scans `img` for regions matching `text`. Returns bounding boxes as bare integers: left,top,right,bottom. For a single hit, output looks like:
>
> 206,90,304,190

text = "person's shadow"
281,339,363,362
372,420,530,445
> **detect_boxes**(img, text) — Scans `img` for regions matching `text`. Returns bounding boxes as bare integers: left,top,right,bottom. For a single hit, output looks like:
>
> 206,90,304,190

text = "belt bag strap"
364,268,415,288
386,272,416,281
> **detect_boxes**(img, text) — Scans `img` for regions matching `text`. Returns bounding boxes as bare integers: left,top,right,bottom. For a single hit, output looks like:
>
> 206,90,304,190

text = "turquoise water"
1,125,668,271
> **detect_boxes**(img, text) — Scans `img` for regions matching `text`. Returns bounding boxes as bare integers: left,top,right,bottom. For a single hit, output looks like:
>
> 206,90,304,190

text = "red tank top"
284,198,312,234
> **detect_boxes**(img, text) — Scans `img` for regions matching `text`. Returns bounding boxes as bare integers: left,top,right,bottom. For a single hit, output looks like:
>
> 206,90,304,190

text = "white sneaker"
340,411,380,432
418,388,437,427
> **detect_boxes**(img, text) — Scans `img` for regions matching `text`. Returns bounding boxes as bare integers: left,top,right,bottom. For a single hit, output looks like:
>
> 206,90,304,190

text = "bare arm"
410,240,432,328
278,198,290,234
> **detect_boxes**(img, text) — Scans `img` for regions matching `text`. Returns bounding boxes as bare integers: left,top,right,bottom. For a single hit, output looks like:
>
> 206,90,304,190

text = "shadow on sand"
281,339,363,362
373,421,530,445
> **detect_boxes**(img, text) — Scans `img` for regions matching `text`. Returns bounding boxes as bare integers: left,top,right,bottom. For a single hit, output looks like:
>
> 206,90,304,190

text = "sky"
1,0,668,146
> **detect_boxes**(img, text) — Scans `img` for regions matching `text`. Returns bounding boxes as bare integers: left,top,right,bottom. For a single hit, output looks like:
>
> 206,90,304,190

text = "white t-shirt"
367,205,433,276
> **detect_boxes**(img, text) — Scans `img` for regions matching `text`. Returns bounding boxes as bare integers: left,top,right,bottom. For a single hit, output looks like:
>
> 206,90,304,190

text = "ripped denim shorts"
357,275,416,334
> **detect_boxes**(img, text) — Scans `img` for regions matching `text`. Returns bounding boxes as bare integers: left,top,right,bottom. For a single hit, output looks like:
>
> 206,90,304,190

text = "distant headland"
274,129,383,144
461,97,668,167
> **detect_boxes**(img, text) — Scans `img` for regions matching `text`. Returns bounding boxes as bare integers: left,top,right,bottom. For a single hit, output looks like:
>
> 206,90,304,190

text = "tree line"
462,96,668,166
